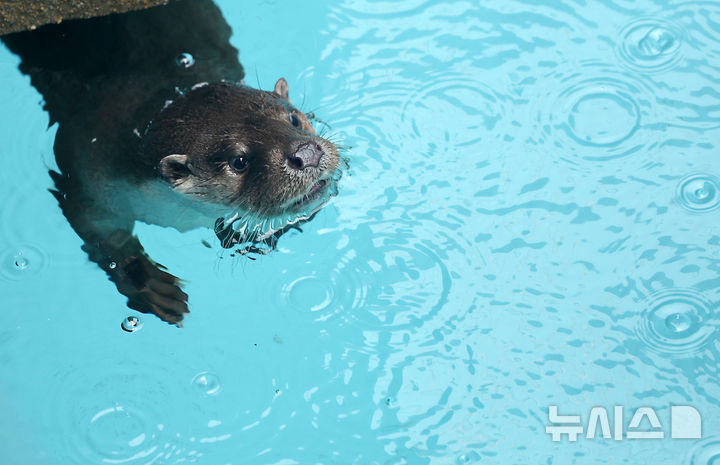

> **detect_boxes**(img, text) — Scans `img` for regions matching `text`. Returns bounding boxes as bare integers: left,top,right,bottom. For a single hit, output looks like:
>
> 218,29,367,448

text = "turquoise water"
1,0,720,463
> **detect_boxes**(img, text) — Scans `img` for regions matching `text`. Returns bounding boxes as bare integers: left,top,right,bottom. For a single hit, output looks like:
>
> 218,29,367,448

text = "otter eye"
290,113,301,127
229,156,249,173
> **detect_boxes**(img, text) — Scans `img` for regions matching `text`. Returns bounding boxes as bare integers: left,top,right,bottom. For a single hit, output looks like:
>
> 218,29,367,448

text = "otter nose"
286,142,324,170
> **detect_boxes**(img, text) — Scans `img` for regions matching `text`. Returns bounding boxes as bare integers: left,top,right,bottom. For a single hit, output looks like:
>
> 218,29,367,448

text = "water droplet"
121,316,143,333
617,18,682,73
175,52,195,69
636,289,715,357
192,372,221,396
13,253,28,270
0,245,48,281
665,312,692,333
696,187,710,200
639,27,675,55
677,174,720,213
108,261,117,270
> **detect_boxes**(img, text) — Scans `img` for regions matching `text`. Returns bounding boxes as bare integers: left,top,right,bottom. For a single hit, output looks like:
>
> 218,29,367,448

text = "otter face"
143,79,340,219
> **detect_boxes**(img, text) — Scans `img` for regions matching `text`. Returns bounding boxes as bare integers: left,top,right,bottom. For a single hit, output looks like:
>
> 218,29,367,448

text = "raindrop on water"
638,27,675,56
665,312,692,333
617,18,682,73
121,316,143,333
677,174,720,213
636,289,715,357
13,253,28,270
192,371,221,396
695,187,710,200
175,52,195,69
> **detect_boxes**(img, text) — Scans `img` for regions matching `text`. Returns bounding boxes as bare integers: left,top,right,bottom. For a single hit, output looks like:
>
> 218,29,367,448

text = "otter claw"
112,253,189,325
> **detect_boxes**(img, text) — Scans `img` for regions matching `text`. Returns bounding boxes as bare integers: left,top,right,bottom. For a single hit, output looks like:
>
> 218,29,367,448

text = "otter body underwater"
1,0,341,325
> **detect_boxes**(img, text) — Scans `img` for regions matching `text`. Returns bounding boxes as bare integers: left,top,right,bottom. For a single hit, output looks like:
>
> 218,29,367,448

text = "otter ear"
273,77,290,101
159,154,192,185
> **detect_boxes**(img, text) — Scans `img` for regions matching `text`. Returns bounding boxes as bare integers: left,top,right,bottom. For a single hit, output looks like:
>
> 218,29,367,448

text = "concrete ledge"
0,0,170,35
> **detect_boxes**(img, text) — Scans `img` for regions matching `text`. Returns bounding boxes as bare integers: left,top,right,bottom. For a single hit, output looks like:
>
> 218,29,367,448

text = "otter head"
142,79,340,221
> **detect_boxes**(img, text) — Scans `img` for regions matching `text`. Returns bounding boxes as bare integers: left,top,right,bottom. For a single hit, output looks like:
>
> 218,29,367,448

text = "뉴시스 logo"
546,405,702,441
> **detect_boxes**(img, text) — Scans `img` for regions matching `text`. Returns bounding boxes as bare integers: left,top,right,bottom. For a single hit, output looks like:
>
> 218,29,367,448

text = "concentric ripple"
565,90,639,147
635,288,717,357
617,17,683,73
400,75,509,150
536,61,656,162
277,225,452,331
192,371,222,396
49,355,197,464
676,173,720,213
0,244,49,282
84,404,157,463
121,316,143,333
687,437,720,465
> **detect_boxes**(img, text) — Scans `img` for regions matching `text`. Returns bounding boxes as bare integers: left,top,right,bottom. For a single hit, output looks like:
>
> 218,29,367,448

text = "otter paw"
113,256,189,326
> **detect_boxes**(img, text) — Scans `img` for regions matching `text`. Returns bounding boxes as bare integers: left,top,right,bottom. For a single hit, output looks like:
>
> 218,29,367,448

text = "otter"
1,0,341,325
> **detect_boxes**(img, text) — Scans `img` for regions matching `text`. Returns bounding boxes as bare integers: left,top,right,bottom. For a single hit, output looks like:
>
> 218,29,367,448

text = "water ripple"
51,358,188,464
676,173,720,213
0,243,49,282
674,1,720,47
277,222,452,331
533,60,659,162
400,73,510,148
635,288,717,358
617,17,684,73
688,436,720,465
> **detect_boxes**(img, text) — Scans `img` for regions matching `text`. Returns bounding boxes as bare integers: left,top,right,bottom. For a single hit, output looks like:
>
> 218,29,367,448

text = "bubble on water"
108,261,117,270
192,371,222,396
175,52,195,68
617,18,682,73
676,174,720,213
636,288,716,357
688,437,720,465
0,244,48,281
121,316,143,333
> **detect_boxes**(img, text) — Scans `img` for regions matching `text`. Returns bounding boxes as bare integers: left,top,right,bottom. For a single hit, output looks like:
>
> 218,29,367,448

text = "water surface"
1,0,719,463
